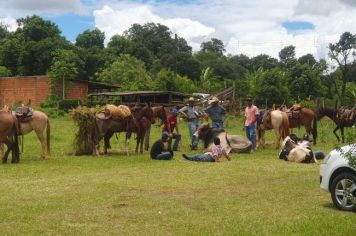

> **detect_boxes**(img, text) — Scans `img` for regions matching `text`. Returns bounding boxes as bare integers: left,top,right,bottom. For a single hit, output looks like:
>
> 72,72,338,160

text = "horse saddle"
287,110,301,120
337,107,356,121
96,110,112,120
15,107,33,122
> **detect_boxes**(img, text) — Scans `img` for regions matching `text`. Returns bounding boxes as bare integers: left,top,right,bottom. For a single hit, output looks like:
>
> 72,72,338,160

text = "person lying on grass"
182,137,230,162
150,131,174,160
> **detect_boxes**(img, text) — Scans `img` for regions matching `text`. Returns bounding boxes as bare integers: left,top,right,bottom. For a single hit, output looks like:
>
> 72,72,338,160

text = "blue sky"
1,0,356,59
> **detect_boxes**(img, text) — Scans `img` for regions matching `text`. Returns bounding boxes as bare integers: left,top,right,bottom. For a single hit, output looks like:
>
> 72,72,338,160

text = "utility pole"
174,34,178,81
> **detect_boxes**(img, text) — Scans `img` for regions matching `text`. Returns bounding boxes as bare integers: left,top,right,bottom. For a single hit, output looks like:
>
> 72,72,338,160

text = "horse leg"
144,126,151,151
274,128,281,149
340,127,345,143
333,126,340,142
104,131,114,154
140,133,144,154
2,139,12,164
34,130,46,159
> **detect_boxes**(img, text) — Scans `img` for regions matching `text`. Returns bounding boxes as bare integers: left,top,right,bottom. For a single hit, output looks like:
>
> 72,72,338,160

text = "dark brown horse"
94,103,155,154
281,107,318,145
0,111,20,163
316,106,356,142
144,106,168,150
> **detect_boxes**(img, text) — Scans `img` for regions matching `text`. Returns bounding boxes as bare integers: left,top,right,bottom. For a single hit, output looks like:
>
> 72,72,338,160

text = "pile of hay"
70,106,99,155
103,104,131,119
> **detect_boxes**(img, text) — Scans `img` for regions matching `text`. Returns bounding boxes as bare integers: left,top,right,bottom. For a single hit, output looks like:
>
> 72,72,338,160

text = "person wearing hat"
204,96,226,129
243,97,259,151
179,97,202,150
162,107,181,151
150,131,174,160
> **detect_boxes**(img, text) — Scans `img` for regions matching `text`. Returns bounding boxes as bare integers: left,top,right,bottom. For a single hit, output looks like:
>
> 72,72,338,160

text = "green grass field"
0,115,355,235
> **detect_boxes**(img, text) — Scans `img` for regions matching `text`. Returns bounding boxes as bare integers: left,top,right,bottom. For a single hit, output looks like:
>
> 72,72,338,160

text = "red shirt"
162,115,177,133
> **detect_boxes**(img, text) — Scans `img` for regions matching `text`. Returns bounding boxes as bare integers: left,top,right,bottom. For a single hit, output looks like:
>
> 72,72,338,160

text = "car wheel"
330,173,356,211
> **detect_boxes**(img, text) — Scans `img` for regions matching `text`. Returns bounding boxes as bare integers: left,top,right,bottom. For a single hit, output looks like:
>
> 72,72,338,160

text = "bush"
39,107,65,119
40,95,61,108
58,99,81,111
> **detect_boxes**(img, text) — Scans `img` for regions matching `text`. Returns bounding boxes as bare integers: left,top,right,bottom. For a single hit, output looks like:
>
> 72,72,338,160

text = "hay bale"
104,104,131,119
70,106,98,155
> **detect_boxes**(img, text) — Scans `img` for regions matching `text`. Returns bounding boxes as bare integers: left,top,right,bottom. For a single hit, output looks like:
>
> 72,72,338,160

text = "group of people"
150,96,258,162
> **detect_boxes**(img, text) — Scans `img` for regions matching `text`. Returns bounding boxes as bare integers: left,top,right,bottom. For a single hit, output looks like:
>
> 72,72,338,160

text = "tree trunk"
62,77,65,100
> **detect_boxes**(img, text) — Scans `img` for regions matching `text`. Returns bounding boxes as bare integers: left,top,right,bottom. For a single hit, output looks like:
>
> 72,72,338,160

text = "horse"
144,106,168,151
282,106,318,145
193,123,252,153
278,136,317,163
316,106,356,142
14,110,51,159
261,110,291,149
94,103,155,154
0,111,20,163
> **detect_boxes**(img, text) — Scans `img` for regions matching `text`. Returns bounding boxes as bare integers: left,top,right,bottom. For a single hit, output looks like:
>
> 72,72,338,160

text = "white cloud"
93,5,215,50
0,17,18,31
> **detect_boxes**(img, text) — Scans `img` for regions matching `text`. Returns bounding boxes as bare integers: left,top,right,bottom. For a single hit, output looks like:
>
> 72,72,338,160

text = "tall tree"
298,53,317,67
75,28,105,49
279,45,296,66
48,49,82,99
329,32,356,105
200,38,225,56
250,54,278,71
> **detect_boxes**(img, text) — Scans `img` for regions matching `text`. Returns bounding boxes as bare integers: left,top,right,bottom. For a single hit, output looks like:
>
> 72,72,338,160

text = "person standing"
204,96,226,129
243,98,259,151
179,97,201,150
162,107,181,151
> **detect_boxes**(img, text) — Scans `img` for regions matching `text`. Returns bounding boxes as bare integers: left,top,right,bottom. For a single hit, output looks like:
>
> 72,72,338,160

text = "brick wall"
0,76,88,107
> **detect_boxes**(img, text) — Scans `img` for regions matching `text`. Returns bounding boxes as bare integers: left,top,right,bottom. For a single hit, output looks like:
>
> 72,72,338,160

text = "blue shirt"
204,105,226,121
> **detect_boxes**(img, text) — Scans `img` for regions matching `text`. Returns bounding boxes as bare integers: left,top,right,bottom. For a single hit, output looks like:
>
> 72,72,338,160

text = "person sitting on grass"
150,131,174,160
182,137,230,162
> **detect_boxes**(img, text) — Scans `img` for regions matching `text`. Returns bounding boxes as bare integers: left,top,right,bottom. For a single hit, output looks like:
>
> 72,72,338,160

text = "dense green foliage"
0,15,355,107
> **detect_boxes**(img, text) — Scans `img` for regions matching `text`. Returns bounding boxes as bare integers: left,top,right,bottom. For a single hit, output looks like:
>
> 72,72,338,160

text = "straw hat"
208,96,220,104
188,97,195,102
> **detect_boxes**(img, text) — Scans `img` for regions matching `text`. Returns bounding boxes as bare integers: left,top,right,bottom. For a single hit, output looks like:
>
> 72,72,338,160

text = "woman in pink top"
182,137,230,162
243,98,259,150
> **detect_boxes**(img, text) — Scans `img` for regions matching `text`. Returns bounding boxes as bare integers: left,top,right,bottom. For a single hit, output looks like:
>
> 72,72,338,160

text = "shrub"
58,99,81,111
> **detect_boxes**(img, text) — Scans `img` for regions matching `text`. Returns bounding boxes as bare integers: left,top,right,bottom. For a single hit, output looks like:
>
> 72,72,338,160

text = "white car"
320,144,356,211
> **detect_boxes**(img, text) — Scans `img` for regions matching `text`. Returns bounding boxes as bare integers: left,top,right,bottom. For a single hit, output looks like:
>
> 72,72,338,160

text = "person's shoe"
182,154,189,160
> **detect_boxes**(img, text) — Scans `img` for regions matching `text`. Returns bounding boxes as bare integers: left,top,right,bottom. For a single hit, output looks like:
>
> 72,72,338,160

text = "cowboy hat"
188,97,195,102
208,96,220,104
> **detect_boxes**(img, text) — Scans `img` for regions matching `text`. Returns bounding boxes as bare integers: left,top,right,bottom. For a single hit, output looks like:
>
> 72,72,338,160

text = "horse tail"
312,115,317,145
46,119,51,155
282,112,290,138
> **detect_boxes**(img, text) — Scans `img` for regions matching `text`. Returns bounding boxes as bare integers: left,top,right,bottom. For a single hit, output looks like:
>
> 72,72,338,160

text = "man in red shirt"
162,107,181,151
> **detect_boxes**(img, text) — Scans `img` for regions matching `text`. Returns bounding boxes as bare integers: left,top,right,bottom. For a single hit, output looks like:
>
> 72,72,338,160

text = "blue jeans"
187,154,214,162
212,120,224,129
169,133,181,151
154,152,173,160
245,124,256,150
188,120,199,148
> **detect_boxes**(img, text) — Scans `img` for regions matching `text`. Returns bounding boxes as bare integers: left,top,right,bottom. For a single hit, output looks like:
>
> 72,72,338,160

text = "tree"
250,54,278,71
249,68,290,107
329,32,356,105
200,38,225,56
298,54,317,67
0,37,22,75
0,66,11,77
14,15,70,75
279,45,296,67
75,28,105,49
48,49,82,99
98,54,153,91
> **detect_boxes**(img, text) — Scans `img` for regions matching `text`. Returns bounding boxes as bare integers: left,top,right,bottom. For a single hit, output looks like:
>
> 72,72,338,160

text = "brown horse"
144,106,168,150
283,107,317,145
0,111,20,163
94,103,155,154
14,110,51,159
261,110,291,149
316,106,356,142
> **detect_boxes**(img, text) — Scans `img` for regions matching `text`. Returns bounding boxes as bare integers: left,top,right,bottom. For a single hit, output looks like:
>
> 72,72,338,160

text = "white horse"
14,110,51,159
260,110,290,149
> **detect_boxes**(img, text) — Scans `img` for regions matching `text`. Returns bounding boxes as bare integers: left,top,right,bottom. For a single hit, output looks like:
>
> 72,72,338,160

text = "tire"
330,173,356,212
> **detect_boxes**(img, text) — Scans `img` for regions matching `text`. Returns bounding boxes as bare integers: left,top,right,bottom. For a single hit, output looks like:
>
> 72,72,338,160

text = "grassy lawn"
0,115,355,235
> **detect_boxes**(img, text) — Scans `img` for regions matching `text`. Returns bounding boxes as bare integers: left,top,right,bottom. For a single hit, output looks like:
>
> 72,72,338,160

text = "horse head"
262,109,272,129
193,123,211,139
143,103,155,124
153,106,167,125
